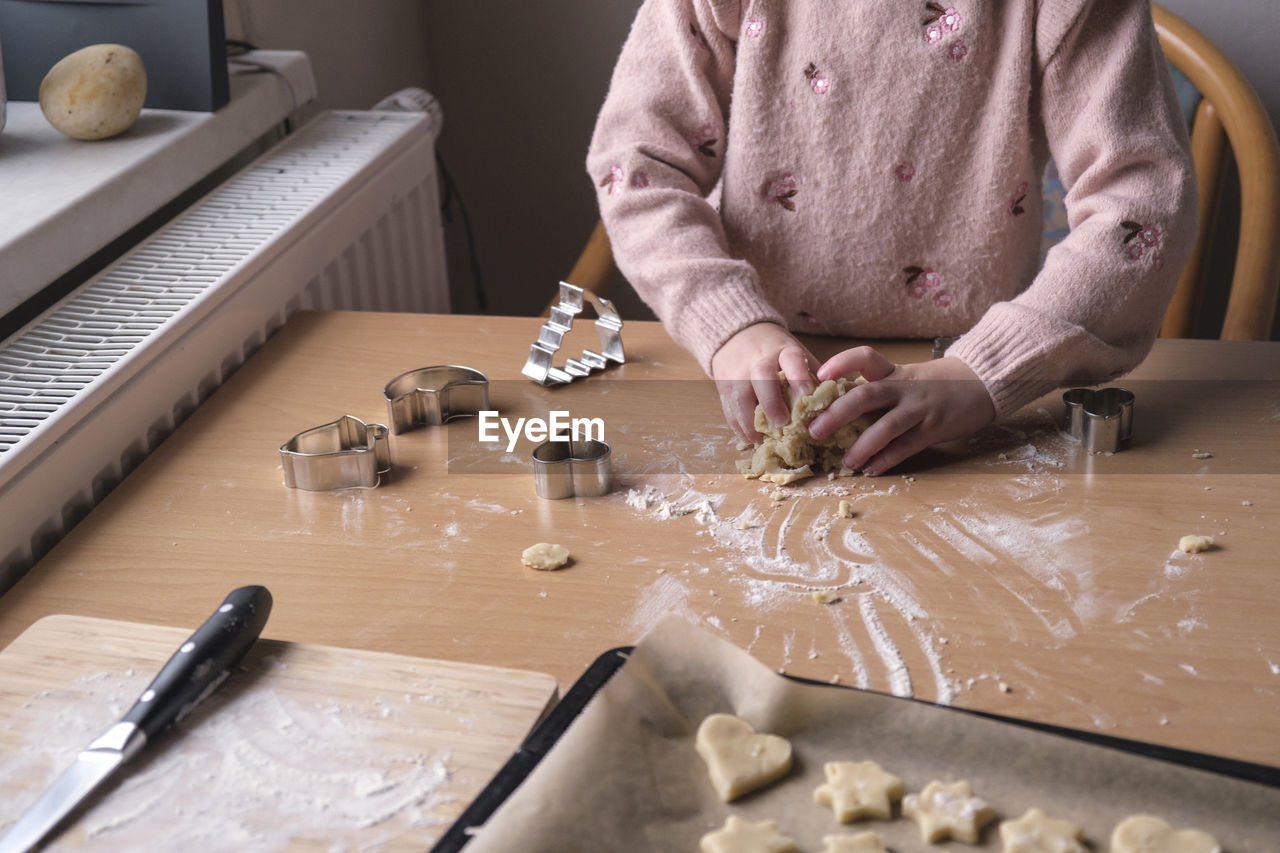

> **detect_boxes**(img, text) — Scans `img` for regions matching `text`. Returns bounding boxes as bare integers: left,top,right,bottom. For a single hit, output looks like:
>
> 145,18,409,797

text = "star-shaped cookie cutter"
1063,387,1135,454
531,437,613,499
383,365,490,434
280,415,391,490
522,282,625,386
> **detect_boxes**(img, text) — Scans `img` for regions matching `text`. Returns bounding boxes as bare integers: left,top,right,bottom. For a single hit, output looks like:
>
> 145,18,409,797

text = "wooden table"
2,311,1278,769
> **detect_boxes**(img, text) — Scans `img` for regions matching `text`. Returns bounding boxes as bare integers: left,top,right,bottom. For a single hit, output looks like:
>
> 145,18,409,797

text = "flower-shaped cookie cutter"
1063,387,1135,454
383,365,489,434
522,282,625,386
280,415,391,490
531,437,613,500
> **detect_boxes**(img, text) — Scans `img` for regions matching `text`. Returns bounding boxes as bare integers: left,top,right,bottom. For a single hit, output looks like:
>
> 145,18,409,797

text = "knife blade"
0,585,273,853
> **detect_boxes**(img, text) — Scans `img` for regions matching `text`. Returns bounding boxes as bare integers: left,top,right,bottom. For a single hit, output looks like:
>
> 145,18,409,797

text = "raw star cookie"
999,808,1087,853
737,376,870,484
813,759,904,821
820,831,886,853
1111,814,1221,853
695,713,793,802
902,779,996,843
520,542,570,570
700,816,798,853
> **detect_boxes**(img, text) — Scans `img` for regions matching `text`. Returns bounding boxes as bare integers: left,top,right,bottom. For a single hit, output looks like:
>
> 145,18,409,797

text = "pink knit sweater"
587,0,1197,417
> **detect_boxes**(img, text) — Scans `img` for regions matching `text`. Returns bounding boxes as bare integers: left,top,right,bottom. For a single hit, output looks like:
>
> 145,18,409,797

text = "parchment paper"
466,613,1279,851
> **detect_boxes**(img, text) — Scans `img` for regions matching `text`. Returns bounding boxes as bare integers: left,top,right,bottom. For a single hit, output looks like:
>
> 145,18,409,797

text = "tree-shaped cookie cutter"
280,415,391,490
522,282,625,386
1063,387,1135,454
531,438,613,500
383,365,490,434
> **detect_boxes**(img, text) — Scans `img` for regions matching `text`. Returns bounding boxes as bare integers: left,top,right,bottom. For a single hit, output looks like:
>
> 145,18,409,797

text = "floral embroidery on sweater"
905,265,941,298
1010,180,1028,215
630,170,650,189
765,174,799,211
745,16,764,38
895,162,916,182
687,124,718,158
923,3,962,44
803,62,830,95
1121,220,1164,268
949,41,969,61
600,164,626,197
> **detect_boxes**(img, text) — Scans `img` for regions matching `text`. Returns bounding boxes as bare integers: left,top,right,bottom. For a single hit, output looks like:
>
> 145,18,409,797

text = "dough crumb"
1177,534,1214,554
520,542,570,571
938,637,949,645
829,674,841,684
736,519,752,530
735,439,752,451
814,529,825,541
837,499,855,518
1242,500,1253,506
812,589,841,605
998,681,1012,693
1191,450,1212,459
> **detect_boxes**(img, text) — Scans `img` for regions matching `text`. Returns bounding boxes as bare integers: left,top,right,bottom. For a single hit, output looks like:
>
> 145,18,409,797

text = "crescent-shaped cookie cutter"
383,365,490,434
522,282,625,386
1063,387,1135,454
280,415,391,490
532,437,613,500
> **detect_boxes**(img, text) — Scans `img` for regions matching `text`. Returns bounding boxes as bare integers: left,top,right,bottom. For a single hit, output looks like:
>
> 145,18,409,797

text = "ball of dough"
39,44,147,140
521,542,570,571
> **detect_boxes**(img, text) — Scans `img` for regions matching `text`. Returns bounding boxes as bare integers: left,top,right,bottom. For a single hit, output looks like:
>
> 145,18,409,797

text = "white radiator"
0,109,449,588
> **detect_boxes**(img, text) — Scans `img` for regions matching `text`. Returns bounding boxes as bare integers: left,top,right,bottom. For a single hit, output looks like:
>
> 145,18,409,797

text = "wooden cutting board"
0,615,559,851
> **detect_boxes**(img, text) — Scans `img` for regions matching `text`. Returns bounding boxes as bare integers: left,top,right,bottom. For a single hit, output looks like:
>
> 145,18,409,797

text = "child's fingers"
841,403,921,473
778,345,817,396
751,358,790,426
808,379,898,440
859,424,933,477
717,380,760,443
817,346,896,382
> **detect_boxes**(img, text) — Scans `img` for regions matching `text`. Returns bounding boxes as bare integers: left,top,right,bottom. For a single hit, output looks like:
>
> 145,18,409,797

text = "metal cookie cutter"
280,415,391,490
383,365,489,434
1063,387,1135,454
532,438,613,500
523,282,625,386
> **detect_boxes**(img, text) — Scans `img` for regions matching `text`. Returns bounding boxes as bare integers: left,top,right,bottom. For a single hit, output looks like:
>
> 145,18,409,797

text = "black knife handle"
121,586,272,741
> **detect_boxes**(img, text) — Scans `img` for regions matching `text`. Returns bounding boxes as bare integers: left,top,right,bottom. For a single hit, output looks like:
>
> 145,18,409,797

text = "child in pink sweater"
587,0,1196,475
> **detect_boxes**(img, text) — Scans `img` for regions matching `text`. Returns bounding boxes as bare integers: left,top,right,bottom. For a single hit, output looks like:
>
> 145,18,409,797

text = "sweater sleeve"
586,0,785,373
946,0,1198,418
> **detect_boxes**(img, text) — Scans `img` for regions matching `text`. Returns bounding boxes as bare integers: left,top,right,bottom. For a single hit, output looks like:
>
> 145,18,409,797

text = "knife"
0,585,273,853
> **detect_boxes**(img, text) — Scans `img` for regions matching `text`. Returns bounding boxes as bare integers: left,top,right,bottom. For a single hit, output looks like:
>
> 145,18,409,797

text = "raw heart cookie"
1111,814,1221,853
700,816,798,853
813,759,904,821
902,779,996,843
695,713,793,802
999,808,1087,853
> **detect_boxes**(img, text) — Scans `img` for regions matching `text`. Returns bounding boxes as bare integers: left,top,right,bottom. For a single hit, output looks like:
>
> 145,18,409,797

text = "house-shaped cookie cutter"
1063,387,1135,454
280,415,391,490
532,437,613,500
383,365,489,434
522,282,625,386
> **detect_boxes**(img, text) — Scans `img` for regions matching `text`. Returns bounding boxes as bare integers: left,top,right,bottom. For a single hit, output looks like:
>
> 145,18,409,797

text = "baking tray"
433,646,1279,851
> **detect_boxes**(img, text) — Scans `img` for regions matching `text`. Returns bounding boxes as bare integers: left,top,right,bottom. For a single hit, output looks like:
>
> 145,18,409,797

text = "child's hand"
808,347,995,476
711,322,820,443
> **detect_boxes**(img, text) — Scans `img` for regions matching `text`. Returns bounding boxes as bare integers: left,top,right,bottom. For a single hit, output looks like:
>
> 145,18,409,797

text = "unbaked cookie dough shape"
813,759,904,821
695,713,793,802
998,808,1086,853
902,779,996,844
520,542,570,570
1110,814,1221,853
737,376,870,485
700,816,798,853
819,831,886,853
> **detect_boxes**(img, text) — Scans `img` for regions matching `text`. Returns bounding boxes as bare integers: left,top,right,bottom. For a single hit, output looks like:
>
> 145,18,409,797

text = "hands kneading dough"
738,377,871,485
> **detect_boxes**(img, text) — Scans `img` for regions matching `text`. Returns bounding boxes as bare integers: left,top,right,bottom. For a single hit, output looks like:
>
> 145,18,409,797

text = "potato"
39,44,147,140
